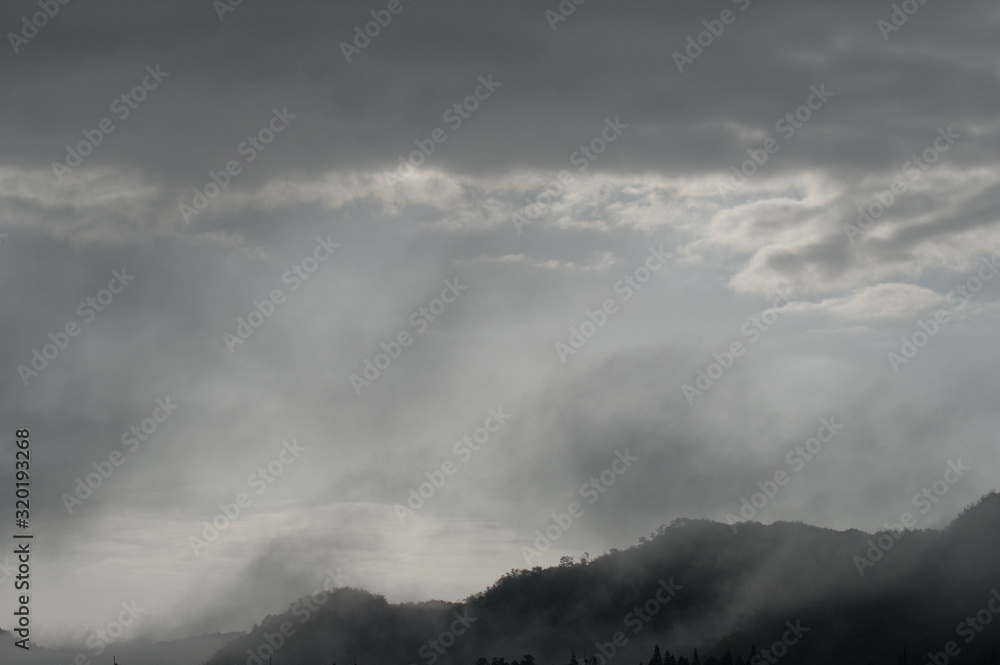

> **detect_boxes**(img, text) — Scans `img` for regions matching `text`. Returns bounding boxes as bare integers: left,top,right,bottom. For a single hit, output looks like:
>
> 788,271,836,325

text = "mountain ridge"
200,491,1000,665
5,493,998,664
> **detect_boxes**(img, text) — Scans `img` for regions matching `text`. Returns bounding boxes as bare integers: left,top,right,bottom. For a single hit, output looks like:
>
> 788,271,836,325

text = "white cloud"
788,282,946,322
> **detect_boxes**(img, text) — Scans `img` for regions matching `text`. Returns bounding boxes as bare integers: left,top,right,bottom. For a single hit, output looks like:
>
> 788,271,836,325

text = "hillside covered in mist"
198,492,1000,665
3,493,999,665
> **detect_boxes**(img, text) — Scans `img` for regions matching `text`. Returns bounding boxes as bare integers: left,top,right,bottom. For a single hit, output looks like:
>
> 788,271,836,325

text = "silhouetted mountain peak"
170,494,1000,665
947,490,1000,532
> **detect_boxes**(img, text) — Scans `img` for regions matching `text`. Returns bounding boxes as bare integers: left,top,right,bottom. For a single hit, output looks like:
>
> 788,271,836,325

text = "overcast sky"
2,0,999,648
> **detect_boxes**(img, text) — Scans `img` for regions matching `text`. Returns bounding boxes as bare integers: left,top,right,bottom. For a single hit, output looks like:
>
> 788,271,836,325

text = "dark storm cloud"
1,0,996,186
